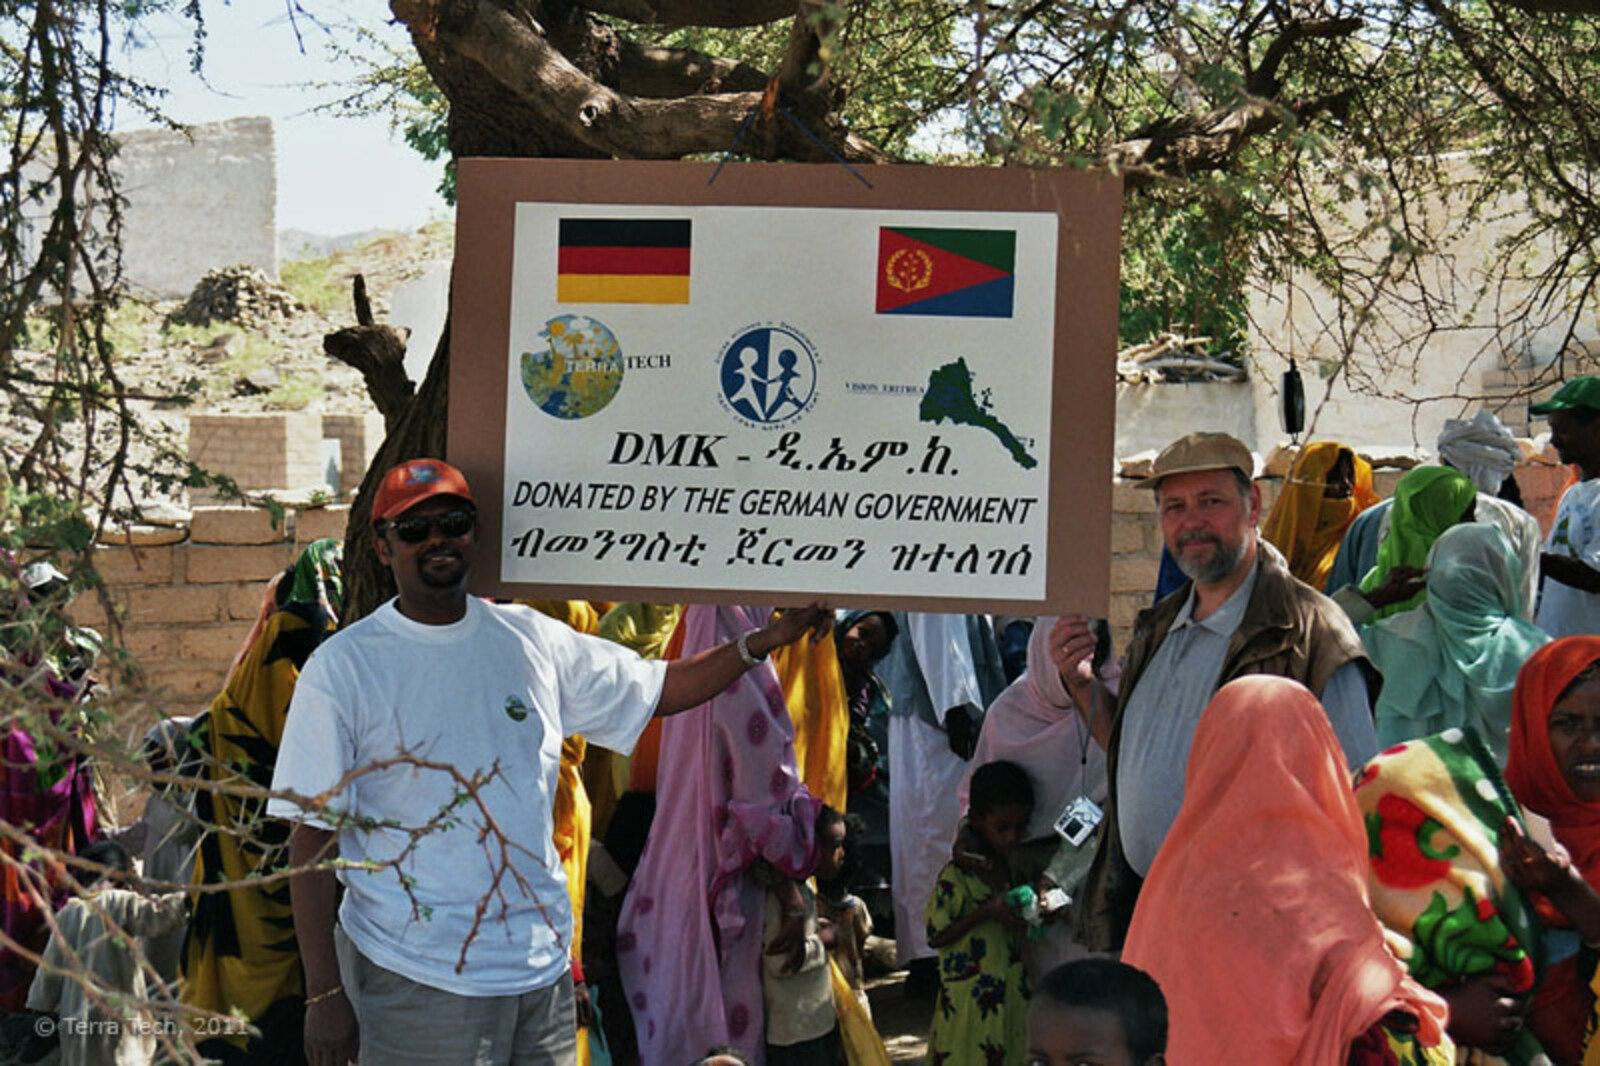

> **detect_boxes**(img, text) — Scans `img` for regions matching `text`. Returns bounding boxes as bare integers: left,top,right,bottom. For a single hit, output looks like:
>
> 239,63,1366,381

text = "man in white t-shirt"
267,458,830,1066
1534,377,1600,638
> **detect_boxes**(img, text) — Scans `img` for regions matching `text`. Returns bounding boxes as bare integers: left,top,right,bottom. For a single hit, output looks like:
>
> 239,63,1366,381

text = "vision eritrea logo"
520,314,625,420
715,323,819,429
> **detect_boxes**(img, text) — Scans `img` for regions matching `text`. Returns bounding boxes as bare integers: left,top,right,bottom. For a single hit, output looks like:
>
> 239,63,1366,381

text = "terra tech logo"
715,322,819,430
520,314,625,420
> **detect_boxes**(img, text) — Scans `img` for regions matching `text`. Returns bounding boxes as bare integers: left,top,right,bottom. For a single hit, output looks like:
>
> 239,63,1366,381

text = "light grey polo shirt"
1116,559,1378,876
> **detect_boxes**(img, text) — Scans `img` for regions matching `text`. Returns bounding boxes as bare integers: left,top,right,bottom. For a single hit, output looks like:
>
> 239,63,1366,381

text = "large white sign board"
450,160,1121,614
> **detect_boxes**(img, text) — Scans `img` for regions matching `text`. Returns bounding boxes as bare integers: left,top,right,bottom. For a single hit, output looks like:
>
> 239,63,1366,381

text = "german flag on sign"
875,227,1015,318
557,219,691,304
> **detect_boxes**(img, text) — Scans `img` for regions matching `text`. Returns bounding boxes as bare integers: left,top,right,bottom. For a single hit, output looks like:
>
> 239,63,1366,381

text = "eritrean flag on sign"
557,219,691,304
875,227,1015,318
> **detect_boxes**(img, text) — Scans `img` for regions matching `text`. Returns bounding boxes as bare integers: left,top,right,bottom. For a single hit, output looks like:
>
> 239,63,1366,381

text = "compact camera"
1053,796,1103,847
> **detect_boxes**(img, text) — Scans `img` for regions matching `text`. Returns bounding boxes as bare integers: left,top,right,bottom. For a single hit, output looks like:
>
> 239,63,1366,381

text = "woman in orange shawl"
1503,636,1600,1063
1262,441,1380,588
1122,676,1452,1065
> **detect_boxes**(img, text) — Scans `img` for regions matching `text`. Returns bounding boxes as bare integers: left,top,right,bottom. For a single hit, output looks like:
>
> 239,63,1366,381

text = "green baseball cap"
1530,375,1600,416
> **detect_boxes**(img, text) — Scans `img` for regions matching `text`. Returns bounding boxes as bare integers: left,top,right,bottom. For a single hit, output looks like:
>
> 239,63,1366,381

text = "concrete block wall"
188,412,333,502
188,412,385,502
18,118,276,303
75,505,349,704
321,412,387,496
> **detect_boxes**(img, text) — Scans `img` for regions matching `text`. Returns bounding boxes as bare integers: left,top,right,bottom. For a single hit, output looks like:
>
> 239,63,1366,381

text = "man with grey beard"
1049,432,1378,951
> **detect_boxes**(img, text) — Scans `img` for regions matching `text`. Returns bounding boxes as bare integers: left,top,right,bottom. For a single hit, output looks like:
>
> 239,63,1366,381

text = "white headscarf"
960,618,1113,840
1436,409,1520,494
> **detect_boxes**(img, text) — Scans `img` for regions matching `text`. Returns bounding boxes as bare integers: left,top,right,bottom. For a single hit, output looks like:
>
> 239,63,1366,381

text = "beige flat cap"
1139,432,1255,490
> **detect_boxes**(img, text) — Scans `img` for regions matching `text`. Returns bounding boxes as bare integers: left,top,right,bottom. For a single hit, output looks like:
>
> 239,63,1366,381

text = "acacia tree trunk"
340,316,450,623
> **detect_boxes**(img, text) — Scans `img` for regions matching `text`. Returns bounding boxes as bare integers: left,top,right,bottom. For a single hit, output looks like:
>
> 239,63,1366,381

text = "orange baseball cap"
371,459,476,521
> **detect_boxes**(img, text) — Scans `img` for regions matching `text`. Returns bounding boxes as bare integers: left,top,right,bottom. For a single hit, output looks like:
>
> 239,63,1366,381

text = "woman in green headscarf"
1364,523,1550,764
1358,466,1478,619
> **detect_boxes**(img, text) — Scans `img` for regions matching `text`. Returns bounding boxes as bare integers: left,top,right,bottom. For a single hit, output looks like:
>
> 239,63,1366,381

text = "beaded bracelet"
305,985,344,1007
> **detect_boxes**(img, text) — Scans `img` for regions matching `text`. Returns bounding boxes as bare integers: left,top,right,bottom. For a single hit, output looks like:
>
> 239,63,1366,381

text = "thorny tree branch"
2,674,565,1054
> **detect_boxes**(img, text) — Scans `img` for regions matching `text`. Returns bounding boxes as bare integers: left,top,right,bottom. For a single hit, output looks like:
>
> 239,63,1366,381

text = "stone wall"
115,117,278,297
1246,156,1600,451
76,505,349,704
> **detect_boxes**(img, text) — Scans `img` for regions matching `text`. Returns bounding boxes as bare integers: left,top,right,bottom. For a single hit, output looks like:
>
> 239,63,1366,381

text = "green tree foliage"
950,0,1600,373
347,1,1597,376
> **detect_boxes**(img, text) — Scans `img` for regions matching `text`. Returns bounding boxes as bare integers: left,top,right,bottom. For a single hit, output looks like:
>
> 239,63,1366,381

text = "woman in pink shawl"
0,557,100,1010
617,605,821,1064
958,616,1114,978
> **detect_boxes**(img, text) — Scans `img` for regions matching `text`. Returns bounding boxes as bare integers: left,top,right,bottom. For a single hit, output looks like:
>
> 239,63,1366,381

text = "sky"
119,2,447,236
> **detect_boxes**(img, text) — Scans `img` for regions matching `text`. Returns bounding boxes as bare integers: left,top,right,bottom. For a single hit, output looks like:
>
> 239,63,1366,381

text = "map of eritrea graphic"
918,357,1038,469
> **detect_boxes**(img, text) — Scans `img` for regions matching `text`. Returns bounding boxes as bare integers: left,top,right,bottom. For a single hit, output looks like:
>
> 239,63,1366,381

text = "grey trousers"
336,925,578,1065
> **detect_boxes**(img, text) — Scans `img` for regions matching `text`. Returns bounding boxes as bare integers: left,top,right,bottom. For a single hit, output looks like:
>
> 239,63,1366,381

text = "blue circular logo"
717,324,818,427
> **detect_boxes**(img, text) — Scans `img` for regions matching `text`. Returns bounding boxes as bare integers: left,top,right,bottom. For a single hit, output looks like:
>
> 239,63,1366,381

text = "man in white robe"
875,613,1005,997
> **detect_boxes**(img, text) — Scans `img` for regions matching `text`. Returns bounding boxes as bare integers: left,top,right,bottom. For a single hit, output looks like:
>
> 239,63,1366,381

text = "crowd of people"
4,374,1600,1064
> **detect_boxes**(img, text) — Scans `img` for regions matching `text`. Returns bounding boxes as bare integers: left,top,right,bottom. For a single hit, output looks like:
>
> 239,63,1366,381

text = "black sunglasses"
379,509,476,544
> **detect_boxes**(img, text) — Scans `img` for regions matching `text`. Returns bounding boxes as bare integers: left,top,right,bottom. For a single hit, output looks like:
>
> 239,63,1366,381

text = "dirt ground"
867,967,935,1063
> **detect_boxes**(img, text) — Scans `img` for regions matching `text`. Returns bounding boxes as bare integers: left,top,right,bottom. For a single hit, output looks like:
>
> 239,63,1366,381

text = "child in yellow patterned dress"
924,760,1033,1066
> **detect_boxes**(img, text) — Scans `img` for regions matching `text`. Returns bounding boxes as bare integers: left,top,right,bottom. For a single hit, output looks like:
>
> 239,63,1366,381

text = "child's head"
813,804,847,883
967,759,1034,855
73,840,132,891
817,811,866,903
836,610,897,672
141,717,194,778
1027,959,1168,1066
692,1046,751,1066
